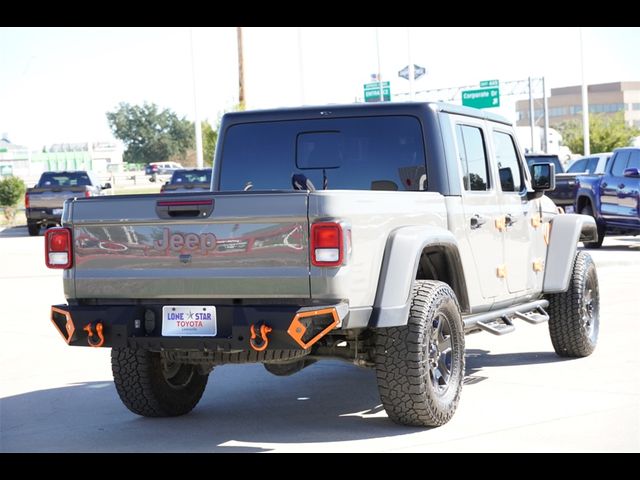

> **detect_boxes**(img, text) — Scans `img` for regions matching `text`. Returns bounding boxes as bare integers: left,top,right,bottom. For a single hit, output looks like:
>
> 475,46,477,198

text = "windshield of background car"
171,170,211,184
38,172,92,187
218,116,427,191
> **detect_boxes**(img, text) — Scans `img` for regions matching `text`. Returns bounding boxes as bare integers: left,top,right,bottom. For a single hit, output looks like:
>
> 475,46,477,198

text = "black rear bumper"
51,302,341,354
26,208,62,224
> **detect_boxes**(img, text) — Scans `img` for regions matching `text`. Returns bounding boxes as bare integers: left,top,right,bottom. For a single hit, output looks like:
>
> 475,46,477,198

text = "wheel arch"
575,194,594,214
369,226,469,328
543,214,597,293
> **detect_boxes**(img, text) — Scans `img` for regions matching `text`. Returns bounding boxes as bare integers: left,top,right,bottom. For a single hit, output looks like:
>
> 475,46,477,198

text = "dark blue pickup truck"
574,147,640,248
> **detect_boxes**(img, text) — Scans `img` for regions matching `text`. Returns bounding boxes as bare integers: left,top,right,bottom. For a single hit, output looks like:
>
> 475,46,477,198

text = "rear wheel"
547,251,599,357
580,204,604,248
27,222,40,236
111,347,209,417
374,280,465,427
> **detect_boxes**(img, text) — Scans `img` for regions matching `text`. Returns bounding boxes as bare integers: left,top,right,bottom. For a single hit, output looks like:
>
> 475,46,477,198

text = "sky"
1,26,639,149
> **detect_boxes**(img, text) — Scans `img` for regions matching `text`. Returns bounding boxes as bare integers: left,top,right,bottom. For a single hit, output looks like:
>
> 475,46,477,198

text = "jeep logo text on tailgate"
154,228,217,255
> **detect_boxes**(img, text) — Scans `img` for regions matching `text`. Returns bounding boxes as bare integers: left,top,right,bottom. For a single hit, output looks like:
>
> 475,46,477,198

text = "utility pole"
237,26,245,110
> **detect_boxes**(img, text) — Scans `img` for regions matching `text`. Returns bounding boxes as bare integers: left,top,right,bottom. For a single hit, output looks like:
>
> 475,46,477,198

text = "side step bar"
463,300,550,336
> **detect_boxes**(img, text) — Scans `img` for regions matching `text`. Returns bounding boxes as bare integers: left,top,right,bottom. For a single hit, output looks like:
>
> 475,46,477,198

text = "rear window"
38,172,92,187
218,116,427,191
170,170,211,184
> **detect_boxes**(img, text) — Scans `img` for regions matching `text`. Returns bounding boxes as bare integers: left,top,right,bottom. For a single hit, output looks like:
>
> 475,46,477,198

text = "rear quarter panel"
308,190,448,308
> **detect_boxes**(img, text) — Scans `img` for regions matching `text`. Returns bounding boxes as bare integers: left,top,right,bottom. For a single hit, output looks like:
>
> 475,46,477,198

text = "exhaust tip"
287,308,339,349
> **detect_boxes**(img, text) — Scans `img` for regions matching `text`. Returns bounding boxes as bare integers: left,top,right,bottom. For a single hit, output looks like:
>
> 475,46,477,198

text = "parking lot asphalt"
0,227,638,452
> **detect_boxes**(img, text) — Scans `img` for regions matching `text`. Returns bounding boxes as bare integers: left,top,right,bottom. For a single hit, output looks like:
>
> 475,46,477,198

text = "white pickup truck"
46,102,600,427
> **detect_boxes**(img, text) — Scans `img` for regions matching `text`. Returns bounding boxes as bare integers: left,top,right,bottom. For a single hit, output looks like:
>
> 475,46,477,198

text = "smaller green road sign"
479,79,499,88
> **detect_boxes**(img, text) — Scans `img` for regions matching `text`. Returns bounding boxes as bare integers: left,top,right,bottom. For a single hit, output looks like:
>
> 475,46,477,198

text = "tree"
558,113,640,155
202,120,218,166
106,102,195,164
0,176,26,223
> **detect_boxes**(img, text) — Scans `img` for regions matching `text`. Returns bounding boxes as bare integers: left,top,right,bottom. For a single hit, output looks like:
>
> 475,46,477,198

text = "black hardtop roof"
222,102,512,126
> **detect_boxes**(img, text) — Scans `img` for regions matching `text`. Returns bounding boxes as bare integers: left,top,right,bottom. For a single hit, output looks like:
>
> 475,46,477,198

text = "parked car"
556,153,611,213
145,161,184,179
160,169,211,193
574,147,640,247
25,170,110,236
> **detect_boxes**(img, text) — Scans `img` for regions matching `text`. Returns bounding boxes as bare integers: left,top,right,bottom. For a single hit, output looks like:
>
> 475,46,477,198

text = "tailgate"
70,192,310,299
30,187,86,209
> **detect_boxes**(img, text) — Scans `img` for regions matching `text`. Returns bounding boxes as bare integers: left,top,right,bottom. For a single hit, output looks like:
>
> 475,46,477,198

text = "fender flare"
543,213,597,293
369,225,468,328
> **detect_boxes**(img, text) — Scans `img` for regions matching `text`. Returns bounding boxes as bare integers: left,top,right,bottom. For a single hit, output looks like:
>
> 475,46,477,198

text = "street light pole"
190,28,203,168
580,27,590,156
375,27,383,102
407,27,414,101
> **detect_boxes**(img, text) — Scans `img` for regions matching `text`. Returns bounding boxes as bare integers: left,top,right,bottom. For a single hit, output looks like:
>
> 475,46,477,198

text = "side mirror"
623,167,640,178
102,182,112,190
531,163,556,191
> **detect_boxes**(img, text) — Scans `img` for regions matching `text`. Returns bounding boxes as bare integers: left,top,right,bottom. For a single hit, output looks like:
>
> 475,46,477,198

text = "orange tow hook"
83,322,105,348
249,323,272,352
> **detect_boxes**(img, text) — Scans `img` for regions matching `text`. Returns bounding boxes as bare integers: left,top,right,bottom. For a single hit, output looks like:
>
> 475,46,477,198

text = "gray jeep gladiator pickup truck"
26,170,111,236
46,102,600,427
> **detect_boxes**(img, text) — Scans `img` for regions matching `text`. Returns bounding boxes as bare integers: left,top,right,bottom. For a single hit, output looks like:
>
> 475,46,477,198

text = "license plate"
53,208,63,215
162,306,217,336
564,205,574,214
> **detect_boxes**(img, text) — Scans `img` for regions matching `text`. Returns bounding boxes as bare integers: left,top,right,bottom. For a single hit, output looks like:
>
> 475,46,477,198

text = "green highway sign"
480,79,499,88
364,81,391,102
462,87,500,109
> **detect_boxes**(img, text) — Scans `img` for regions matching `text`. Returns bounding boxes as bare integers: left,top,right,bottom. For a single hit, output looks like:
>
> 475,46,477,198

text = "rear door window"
493,131,524,192
455,124,490,191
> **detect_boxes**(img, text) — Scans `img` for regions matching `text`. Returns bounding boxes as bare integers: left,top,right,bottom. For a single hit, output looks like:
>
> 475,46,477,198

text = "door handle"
470,214,487,229
602,182,608,188
505,214,518,227
155,199,214,219
618,183,625,189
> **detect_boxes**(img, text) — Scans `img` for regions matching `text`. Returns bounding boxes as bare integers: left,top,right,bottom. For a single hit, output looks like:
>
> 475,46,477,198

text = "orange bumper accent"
287,307,339,349
51,307,76,344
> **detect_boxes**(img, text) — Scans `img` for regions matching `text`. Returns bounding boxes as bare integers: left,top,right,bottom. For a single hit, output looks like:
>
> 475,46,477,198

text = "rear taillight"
24,192,30,209
311,222,343,267
84,190,92,198
45,227,73,269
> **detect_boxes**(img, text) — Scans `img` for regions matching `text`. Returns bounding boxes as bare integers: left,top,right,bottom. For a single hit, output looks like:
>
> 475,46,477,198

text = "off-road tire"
580,204,604,248
111,347,209,417
27,222,40,236
374,280,465,427
547,251,599,357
